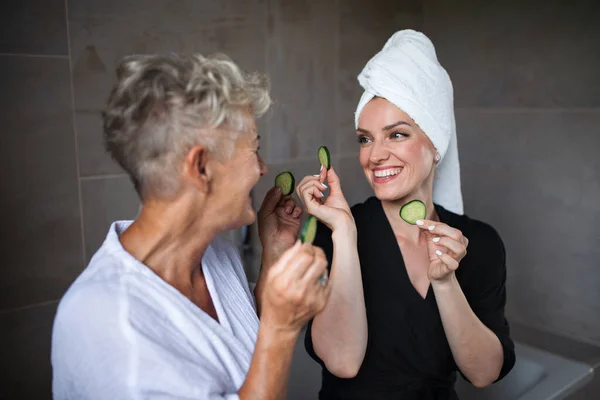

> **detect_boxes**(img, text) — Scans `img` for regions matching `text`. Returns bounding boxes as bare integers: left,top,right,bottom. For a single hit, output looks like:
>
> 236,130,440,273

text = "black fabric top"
305,197,516,400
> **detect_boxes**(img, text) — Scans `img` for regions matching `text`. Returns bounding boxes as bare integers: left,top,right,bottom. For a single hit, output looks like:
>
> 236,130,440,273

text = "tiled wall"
0,0,598,399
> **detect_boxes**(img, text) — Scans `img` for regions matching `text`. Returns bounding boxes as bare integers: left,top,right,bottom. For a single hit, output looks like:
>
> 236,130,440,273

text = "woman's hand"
296,166,353,231
260,241,331,334
416,219,469,284
257,187,303,268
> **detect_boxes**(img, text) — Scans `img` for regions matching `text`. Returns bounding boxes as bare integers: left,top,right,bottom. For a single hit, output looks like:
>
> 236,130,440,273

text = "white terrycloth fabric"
51,221,259,400
355,29,464,215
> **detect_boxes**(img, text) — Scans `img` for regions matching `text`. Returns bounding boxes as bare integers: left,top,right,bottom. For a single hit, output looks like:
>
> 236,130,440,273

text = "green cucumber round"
400,200,426,225
317,146,331,170
300,215,318,244
274,171,295,196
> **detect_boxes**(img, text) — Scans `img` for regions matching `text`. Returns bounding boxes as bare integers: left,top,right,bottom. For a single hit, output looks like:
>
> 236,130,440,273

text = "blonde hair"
102,53,271,199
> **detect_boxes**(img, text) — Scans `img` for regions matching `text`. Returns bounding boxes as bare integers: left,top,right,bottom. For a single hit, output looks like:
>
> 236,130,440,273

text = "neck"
119,193,221,292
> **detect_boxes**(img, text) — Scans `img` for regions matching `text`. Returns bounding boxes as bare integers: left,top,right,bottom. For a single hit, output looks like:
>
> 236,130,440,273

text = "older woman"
51,53,330,399
296,30,516,399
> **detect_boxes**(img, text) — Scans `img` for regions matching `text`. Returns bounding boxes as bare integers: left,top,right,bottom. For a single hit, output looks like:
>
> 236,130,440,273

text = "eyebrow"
356,121,410,134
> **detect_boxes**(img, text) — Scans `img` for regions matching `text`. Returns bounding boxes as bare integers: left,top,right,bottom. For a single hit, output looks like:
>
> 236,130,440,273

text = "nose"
258,154,268,176
369,140,389,164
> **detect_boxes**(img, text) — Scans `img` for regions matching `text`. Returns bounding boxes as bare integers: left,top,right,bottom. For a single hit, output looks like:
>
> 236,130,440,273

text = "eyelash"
357,132,409,144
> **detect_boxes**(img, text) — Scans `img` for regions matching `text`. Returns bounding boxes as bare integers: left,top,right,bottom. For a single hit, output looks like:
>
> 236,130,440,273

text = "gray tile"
0,56,83,310
422,0,600,107
81,176,140,262
338,0,424,153
68,0,267,112
75,111,123,177
68,0,267,175
456,110,600,344
266,0,337,162
0,0,68,55
0,302,58,400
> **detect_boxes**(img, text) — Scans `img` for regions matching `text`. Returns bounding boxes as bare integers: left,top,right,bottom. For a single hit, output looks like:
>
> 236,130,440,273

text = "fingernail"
320,165,324,172
436,250,443,256
275,187,282,194
312,174,320,177
428,225,435,231
433,237,440,243
321,183,328,189
416,220,424,226
319,191,324,197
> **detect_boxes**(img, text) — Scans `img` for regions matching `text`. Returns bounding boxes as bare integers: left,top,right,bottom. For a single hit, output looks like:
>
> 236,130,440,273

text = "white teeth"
374,168,401,178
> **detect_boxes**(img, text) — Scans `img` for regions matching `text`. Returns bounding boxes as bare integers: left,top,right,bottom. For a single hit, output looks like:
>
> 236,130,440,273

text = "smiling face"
357,97,437,202
209,115,267,230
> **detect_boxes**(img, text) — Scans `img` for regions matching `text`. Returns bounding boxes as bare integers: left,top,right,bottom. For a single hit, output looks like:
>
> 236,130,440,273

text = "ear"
184,145,210,193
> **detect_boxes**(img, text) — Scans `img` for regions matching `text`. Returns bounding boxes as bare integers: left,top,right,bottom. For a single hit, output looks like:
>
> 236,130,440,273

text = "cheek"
359,148,370,169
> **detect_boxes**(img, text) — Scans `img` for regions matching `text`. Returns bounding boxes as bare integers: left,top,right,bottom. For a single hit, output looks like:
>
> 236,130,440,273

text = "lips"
372,166,403,184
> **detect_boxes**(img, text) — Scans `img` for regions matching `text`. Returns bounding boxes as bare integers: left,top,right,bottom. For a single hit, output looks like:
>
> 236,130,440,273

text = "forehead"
358,97,413,127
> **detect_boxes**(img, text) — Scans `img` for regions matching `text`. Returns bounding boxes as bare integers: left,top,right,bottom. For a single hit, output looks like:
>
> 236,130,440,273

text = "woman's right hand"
260,240,331,334
296,166,353,231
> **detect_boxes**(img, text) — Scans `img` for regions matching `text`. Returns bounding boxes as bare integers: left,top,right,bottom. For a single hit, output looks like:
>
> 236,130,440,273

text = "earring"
435,153,441,162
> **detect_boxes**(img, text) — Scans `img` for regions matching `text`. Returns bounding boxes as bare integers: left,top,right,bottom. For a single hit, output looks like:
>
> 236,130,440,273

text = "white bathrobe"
51,221,259,400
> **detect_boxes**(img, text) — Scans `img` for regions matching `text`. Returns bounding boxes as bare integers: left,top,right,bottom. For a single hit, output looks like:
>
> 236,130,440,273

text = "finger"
276,244,316,281
432,236,466,259
315,275,332,313
281,198,296,214
296,176,325,202
292,206,303,218
436,251,460,271
259,186,282,215
417,220,463,242
319,164,327,183
300,247,328,284
268,240,303,276
325,166,345,197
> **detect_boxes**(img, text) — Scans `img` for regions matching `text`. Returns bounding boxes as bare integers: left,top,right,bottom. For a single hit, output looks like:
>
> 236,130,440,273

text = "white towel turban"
355,29,463,215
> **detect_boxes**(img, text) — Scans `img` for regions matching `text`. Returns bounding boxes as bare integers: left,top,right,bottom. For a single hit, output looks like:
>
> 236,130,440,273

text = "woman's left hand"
416,220,469,283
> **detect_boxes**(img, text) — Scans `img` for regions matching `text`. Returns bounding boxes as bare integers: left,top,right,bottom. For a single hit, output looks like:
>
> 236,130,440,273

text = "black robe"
305,197,516,400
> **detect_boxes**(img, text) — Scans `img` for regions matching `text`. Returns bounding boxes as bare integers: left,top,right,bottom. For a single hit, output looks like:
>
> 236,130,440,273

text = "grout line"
80,173,128,181
333,0,340,156
64,0,88,267
0,299,60,315
455,107,600,113
0,52,69,59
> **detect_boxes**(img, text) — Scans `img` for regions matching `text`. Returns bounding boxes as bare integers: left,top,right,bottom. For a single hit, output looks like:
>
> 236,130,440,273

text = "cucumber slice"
300,215,318,244
274,171,295,196
400,200,426,225
317,146,331,170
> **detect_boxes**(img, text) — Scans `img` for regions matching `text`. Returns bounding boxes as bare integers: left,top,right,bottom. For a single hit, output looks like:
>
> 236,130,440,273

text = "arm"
432,276,504,387
296,167,368,378
310,219,367,378
238,326,298,400
421,220,512,388
242,241,330,399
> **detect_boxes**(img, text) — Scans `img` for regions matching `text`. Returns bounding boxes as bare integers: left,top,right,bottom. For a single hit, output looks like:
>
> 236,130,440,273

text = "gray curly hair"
102,53,271,200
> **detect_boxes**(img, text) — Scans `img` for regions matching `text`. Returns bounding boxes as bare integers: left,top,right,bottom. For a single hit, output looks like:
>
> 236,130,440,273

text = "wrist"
259,321,301,343
331,216,357,239
430,272,458,291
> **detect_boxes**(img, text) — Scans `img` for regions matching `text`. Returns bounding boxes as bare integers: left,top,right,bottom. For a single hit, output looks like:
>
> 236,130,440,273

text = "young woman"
296,30,516,399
